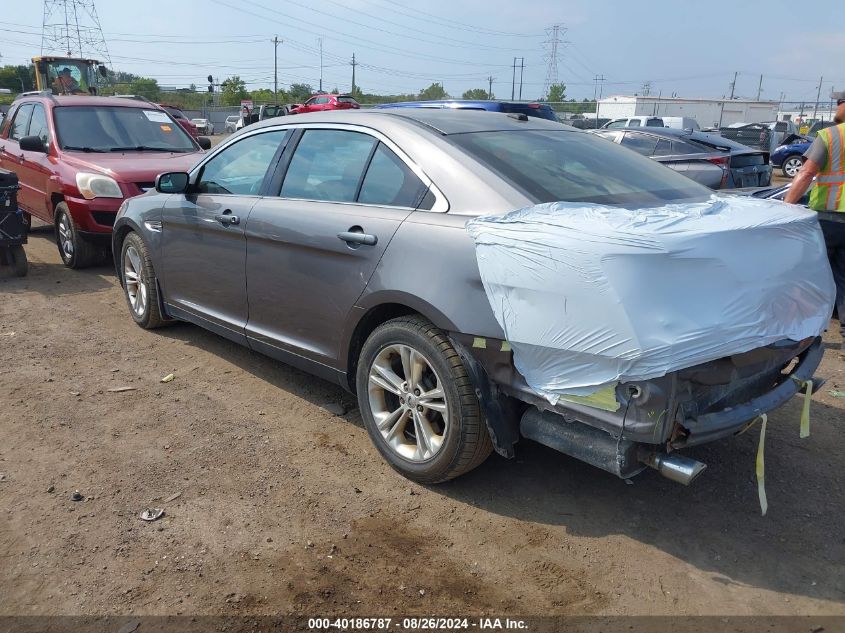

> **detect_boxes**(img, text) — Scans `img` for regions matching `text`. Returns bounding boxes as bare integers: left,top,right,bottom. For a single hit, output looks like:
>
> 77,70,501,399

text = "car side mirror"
19,136,47,153
196,136,211,150
155,172,190,194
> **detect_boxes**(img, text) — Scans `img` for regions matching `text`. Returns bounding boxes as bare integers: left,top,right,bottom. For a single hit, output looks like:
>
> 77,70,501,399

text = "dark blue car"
374,100,559,122
771,136,811,178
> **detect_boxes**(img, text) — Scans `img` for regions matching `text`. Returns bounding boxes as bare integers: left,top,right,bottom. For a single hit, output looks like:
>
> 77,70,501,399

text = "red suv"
0,94,207,268
288,94,360,115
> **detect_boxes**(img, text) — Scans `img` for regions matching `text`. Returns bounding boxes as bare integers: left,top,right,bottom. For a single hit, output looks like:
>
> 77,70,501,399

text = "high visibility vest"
809,123,845,212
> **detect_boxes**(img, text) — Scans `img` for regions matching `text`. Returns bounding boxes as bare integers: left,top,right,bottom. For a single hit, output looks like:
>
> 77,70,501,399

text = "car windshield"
54,106,197,152
451,129,710,206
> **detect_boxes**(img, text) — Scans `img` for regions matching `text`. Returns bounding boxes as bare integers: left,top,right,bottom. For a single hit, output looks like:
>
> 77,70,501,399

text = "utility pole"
511,57,517,100
718,71,738,128
756,74,763,100
812,75,823,121
518,58,524,100
351,52,357,97
318,38,323,92
593,74,605,128
487,75,494,100
272,36,281,106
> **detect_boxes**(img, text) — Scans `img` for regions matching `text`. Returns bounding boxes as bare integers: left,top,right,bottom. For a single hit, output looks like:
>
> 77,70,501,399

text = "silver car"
112,110,824,485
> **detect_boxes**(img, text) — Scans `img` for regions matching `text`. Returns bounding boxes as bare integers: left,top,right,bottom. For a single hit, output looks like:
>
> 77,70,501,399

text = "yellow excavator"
31,56,108,95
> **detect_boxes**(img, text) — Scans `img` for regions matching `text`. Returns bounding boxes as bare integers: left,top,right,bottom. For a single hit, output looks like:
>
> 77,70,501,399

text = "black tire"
782,155,804,178
356,315,493,484
119,232,166,329
9,245,27,277
54,202,97,269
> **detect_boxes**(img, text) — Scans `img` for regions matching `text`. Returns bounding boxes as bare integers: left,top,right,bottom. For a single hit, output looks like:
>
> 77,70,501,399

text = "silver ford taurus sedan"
112,110,825,485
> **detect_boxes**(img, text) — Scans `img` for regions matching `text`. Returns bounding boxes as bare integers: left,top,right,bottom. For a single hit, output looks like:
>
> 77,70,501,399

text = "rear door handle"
337,230,377,246
214,211,240,226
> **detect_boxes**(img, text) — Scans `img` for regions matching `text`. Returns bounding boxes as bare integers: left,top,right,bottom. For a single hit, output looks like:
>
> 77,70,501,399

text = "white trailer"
596,96,778,128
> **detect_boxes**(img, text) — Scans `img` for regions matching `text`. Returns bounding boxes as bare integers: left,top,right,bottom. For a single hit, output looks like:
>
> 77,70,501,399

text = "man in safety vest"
786,91,845,348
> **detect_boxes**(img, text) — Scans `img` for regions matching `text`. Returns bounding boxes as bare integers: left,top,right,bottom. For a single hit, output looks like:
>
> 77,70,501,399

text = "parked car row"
2,93,828,486
593,126,772,189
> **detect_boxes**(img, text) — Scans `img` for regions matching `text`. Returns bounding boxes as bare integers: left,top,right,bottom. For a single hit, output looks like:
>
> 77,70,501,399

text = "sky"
0,0,843,104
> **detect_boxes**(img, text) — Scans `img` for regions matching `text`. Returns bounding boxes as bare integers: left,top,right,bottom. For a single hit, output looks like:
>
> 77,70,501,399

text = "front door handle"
214,211,240,226
337,230,377,246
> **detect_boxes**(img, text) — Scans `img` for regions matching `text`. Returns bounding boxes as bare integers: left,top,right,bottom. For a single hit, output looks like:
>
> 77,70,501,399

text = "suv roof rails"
17,90,56,99
112,94,154,104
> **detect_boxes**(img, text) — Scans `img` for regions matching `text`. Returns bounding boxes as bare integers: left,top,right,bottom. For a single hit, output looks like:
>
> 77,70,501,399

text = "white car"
224,115,240,133
191,118,213,135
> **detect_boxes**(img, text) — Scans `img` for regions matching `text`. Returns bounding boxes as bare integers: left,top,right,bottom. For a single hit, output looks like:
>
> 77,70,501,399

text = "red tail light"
707,155,730,188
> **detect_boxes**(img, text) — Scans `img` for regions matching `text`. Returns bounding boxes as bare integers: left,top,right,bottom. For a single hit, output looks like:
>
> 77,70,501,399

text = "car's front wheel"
782,155,804,178
55,203,97,269
356,315,493,484
120,232,166,329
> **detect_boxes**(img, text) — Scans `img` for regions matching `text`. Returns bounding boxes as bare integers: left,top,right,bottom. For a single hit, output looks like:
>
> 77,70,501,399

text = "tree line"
1,65,584,110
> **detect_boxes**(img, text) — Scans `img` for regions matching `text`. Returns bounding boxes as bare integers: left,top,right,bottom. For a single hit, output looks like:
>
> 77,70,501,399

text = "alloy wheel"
784,157,803,178
57,214,74,260
123,245,148,317
367,344,449,462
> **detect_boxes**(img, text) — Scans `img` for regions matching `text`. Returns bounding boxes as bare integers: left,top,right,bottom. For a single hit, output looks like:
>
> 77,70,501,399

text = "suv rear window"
54,106,197,152
451,129,708,206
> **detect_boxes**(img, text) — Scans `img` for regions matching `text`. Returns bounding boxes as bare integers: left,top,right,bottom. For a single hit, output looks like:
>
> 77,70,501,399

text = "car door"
16,103,53,219
244,126,430,371
300,97,319,113
0,104,34,210
159,128,290,345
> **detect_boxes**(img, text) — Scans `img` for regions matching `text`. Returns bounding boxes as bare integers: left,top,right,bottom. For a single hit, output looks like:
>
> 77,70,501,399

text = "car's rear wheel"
782,155,804,178
55,203,97,269
120,232,165,329
356,315,493,484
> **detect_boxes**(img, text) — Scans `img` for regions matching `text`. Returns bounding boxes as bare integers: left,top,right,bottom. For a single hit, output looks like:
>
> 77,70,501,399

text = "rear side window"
645,118,664,127
451,129,708,206
620,132,658,155
653,138,673,156
358,143,427,207
337,96,359,105
10,103,34,141
627,119,642,127
671,139,708,155
281,129,376,202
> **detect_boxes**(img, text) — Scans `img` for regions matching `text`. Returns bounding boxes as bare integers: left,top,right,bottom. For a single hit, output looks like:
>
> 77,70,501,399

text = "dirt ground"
1,226,844,618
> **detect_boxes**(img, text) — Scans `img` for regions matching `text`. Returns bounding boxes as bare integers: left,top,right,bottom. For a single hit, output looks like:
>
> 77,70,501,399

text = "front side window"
627,119,642,127
28,104,50,145
196,130,288,195
10,104,34,141
280,129,376,202
358,143,427,207
605,119,627,129
451,129,709,206
54,106,197,152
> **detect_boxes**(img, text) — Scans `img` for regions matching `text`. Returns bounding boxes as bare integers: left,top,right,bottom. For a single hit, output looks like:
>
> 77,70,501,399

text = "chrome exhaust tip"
641,452,707,486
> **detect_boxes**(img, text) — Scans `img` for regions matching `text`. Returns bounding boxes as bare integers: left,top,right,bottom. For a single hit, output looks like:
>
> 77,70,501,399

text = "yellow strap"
755,414,768,517
799,380,812,439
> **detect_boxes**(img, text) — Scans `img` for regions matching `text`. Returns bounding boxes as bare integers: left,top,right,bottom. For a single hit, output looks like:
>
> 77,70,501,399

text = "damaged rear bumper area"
455,334,826,485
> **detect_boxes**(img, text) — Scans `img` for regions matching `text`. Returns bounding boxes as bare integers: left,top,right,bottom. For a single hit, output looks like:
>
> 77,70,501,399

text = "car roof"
246,108,568,135
13,95,165,109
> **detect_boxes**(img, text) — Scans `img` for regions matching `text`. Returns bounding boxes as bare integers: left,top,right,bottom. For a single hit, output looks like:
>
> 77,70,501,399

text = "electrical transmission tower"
41,0,111,63
542,24,566,100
